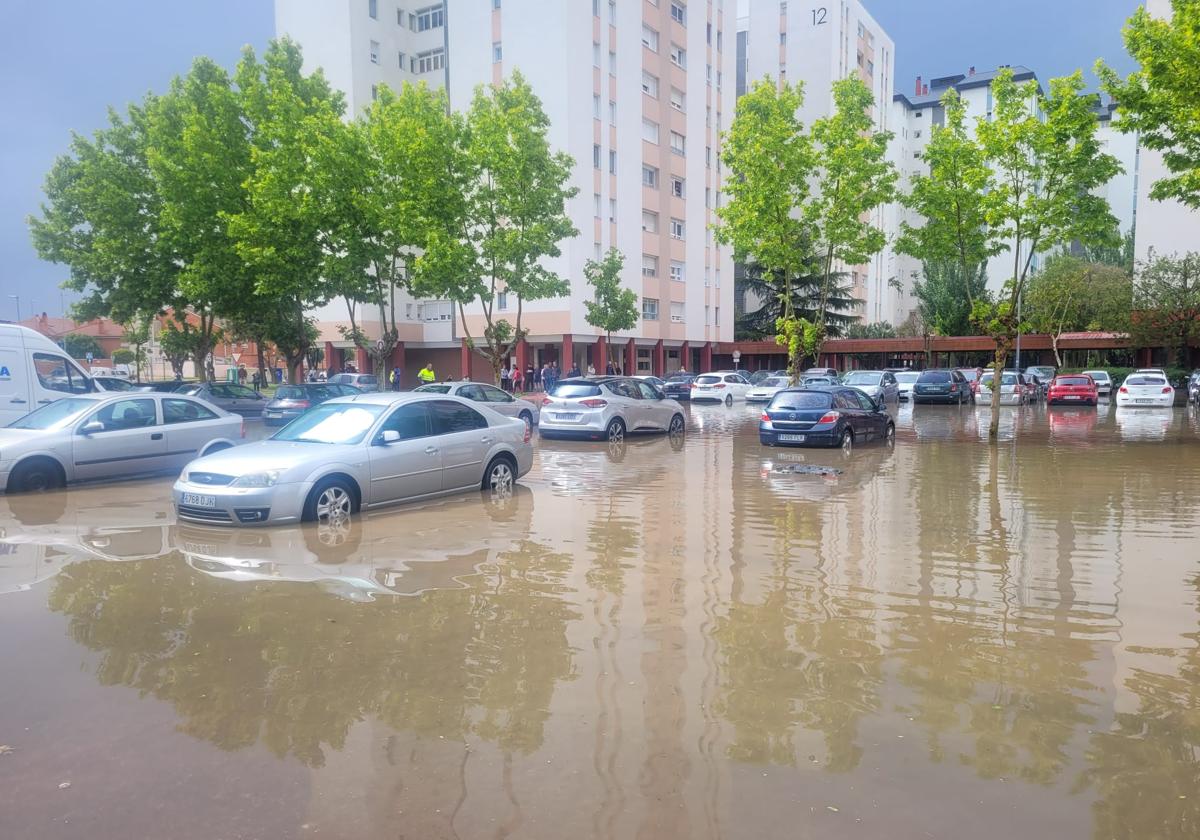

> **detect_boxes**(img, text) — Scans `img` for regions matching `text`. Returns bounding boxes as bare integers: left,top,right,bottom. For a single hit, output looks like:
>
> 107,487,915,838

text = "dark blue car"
759,387,895,453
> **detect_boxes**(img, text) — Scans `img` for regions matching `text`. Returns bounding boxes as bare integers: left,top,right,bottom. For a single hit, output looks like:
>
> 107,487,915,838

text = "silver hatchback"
414,380,540,426
538,377,685,441
173,392,533,526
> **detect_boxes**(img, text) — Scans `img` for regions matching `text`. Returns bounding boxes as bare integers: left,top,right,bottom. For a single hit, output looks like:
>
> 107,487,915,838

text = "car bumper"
691,391,731,401
172,478,311,526
758,428,837,447
1116,395,1174,407
1048,395,1096,405
538,413,609,438
262,409,304,425
662,390,691,401
913,392,964,403
979,391,1026,405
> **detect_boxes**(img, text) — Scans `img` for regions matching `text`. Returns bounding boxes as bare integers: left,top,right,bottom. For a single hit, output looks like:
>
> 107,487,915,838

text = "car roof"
327,391,452,406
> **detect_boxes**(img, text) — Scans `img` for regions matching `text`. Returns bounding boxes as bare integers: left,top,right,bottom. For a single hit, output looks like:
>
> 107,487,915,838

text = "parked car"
759,386,895,452
414,380,540,426
1188,370,1200,404
1135,367,1167,378
804,367,839,379
691,371,752,405
912,369,973,405
801,375,839,387
746,376,791,403
1,393,242,493
0,324,101,426
1024,366,1057,399
262,383,360,426
895,371,920,402
1116,373,1175,408
841,370,900,403
633,375,666,388
93,376,139,392
137,380,197,393
1047,374,1099,406
661,373,696,401
1083,370,1113,397
749,370,788,385
977,371,1030,406
328,372,380,391
538,377,685,441
955,367,985,395
173,393,533,526
176,382,269,417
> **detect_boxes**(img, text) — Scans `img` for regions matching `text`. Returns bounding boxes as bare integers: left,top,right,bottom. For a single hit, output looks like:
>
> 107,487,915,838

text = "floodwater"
1,401,1199,840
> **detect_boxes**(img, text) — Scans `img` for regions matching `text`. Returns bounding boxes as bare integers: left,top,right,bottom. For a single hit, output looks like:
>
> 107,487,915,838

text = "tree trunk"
1051,333,1062,368
987,339,1010,439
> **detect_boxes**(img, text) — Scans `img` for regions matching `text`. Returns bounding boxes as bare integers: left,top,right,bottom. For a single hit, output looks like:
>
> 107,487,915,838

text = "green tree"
61,333,103,360
1098,0,1200,209
159,318,199,378
972,69,1121,437
911,260,989,337
121,313,152,382
1131,252,1200,367
845,321,896,339
1024,254,1133,366
734,258,857,341
111,348,135,365
582,248,638,370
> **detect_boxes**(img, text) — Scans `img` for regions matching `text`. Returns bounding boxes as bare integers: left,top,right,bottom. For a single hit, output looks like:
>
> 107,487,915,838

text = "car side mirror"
80,420,104,435
379,429,401,445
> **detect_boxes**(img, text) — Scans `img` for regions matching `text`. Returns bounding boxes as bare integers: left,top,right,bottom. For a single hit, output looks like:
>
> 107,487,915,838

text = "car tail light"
817,411,840,424
523,423,531,443
714,383,726,389
949,384,958,392
689,382,697,388
1162,387,1173,394
1119,386,1128,394
295,400,311,408
760,412,771,423
580,398,608,408
542,397,553,406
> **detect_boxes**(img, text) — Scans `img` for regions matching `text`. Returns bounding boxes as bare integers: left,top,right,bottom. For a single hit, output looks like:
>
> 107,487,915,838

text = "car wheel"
724,394,733,406
838,428,854,455
483,455,516,494
518,409,534,428
669,414,685,435
884,423,896,446
606,418,625,443
8,458,64,494
202,442,232,457
304,477,357,524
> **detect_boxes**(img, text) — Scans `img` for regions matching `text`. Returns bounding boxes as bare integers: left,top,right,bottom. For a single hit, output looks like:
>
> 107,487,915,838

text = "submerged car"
759,386,894,452
1115,373,1175,408
660,373,696,401
894,370,920,401
173,392,533,526
746,376,791,403
1,393,242,493
262,383,361,426
1188,370,1200,404
1082,370,1113,397
1047,374,1099,406
841,370,900,403
538,377,685,441
977,371,1030,406
912,369,974,405
328,372,380,391
691,371,752,405
414,380,540,426
1024,366,1057,399
176,382,269,417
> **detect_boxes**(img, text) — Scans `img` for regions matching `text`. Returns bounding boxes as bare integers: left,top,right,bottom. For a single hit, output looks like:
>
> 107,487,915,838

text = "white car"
1083,370,1113,397
691,371,752,405
746,376,791,403
414,380,540,426
895,371,920,401
1116,373,1175,408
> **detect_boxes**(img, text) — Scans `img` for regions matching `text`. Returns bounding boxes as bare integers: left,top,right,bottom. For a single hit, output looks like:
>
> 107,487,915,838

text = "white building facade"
275,0,735,381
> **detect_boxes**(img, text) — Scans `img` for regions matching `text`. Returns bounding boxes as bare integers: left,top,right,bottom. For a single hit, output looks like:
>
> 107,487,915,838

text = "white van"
0,325,98,426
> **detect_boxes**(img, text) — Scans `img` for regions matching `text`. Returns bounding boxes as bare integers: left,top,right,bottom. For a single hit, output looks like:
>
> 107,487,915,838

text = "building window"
706,105,711,126
642,118,660,144
780,31,786,44
369,0,378,19
417,300,453,321
670,218,685,239
707,22,712,43
397,7,406,26
642,165,659,188
866,60,874,76
642,24,659,52
609,149,618,174
412,47,445,73
715,267,721,287
594,94,601,119
670,260,685,282
398,51,407,68
609,51,617,74
717,30,722,51
493,0,501,7
593,0,600,14
704,187,711,207
669,87,685,111
498,291,508,310
704,268,710,287
642,71,659,97
643,298,660,320
593,143,601,168
706,63,712,84
857,21,865,37
705,145,711,165
609,0,617,23
369,40,380,63
594,193,602,217
411,4,444,31
670,302,685,323
670,1,686,24
670,44,686,68
609,100,617,124
371,84,379,100
716,70,722,89
670,131,686,156
670,176,685,198
715,306,720,326
609,198,617,221
642,255,659,277
642,210,659,233
593,42,601,66
493,42,503,62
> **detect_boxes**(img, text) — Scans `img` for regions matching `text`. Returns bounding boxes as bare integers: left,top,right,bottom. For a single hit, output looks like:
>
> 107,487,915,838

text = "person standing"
606,360,615,376
390,367,401,391
544,362,555,395
512,365,524,393
569,362,580,378
251,369,261,393
526,363,536,392
587,362,596,376
501,364,512,392
417,363,436,386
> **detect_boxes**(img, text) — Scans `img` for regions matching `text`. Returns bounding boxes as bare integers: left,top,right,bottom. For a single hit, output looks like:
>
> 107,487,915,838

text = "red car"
1047,373,1099,406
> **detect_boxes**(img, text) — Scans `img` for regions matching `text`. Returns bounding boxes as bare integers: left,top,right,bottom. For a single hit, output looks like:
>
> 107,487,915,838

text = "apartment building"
275,0,735,381
738,0,897,326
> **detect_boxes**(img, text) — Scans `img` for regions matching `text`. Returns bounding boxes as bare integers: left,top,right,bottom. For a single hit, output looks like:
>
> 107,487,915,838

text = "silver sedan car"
841,370,900,403
172,392,533,526
0,393,243,493
414,380,540,426
539,377,685,441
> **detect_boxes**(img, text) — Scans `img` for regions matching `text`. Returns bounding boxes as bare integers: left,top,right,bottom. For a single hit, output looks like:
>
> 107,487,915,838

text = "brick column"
595,335,607,373
625,339,636,376
355,346,370,374
679,341,689,373
562,334,574,373
653,340,665,377
460,338,472,381
700,342,712,372
324,341,335,373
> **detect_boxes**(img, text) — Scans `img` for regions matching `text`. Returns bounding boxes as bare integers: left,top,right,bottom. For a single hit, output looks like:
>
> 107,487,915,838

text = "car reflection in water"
177,483,536,601
1047,406,1099,444
536,423,685,496
1114,406,1175,442
757,433,896,502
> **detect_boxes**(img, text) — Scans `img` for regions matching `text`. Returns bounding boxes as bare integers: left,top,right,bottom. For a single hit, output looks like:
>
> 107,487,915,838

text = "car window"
918,371,952,383
276,386,305,399
457,384,486,401
895,372,919,383
226,384,257,399
480,385,512,403
430,400,488,434
843,372,882,385
33,352,93,394
852,390,877,410
762,377,787,387
832,391,859,410
550,382,602,398
90,398,157,431
414,384,451,394
1057,377,1092,386
695,375,721,385
635,381,662,400
769,391,831,411
724,375,744,384
379,403,431,440
1126,375,1166,386
883,373,896,385
8,397,95,430
273,403,386,444
163,398,219,424
359,376,378,386
607,380,642,399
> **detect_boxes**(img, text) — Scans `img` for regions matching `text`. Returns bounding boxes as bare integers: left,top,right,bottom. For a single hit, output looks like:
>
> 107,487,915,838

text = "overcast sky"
1,0,1140,322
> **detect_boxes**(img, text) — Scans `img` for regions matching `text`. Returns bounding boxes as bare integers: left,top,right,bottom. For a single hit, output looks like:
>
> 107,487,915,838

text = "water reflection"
0,405,1198,839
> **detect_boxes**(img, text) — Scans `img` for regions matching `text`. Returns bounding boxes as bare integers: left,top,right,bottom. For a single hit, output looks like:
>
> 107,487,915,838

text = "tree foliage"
1024,254,1133,366
583,249,638,368
1131,252,1200,367
1098,0,1200,208
845,322,897,339
912,260,989,337
61,333,103,360
735,259,858,341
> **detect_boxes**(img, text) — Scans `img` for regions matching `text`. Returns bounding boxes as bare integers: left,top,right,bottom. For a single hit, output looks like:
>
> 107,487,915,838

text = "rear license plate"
555,412,580,421
1135,399,1153,404
779,434,806,442
183,493,217,508
1063,395,1080,400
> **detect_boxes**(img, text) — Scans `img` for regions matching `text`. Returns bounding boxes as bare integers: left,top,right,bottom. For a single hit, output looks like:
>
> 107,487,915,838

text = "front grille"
177,505,233,523
187,472,235,486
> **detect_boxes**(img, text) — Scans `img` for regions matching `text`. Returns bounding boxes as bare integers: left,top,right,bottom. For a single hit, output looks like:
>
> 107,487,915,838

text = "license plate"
1063,395,1080,400
1135,399,1152,404
779,434,806,442
267,412,282,418
182,493,217,508
555,412,580,421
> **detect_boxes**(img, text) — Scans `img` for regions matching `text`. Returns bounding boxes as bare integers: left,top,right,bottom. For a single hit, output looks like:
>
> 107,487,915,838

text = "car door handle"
9,398,26,405
424,446,439,455
151,433,163,440
480,436,493,444
37,399,51,404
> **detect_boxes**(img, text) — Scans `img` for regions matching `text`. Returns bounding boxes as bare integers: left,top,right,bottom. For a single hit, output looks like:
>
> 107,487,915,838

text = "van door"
0,348,31,425
31,352,93,409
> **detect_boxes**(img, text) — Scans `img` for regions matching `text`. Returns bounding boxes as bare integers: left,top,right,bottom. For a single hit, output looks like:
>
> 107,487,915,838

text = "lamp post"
8,295,19,323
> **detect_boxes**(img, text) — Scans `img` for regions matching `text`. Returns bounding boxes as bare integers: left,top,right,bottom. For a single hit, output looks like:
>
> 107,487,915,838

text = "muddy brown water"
1,402,1198,840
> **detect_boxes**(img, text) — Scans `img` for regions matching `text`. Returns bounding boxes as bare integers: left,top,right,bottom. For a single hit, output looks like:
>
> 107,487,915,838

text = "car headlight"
229,470,282,488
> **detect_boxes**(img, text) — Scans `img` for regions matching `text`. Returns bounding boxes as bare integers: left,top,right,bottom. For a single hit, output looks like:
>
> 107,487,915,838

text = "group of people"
500,360,584,393
235,365,265,393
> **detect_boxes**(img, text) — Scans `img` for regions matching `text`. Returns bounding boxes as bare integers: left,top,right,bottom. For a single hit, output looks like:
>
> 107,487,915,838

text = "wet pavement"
1,401,1199,840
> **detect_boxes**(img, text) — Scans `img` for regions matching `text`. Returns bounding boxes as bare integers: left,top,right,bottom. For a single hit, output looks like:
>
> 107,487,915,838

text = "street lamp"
8,295,19,323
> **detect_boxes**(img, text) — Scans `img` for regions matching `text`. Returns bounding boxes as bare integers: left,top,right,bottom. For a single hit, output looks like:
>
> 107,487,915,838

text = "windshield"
695,375,722,385
843,372,882,385
414,384,451,394
1084,371,1110,381
1125,375,1166,386
760,377,787,388
1056,376,1092,386
550,381,602,398
274,386,308,400
981,373,1018,386
8,398,96,430
918,371,952,383
328,374,353,384
1026,367,1054,377
895,372,919,383
666,374,693,383
769,391,832,411
271,403,385,444
956,369,981,381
